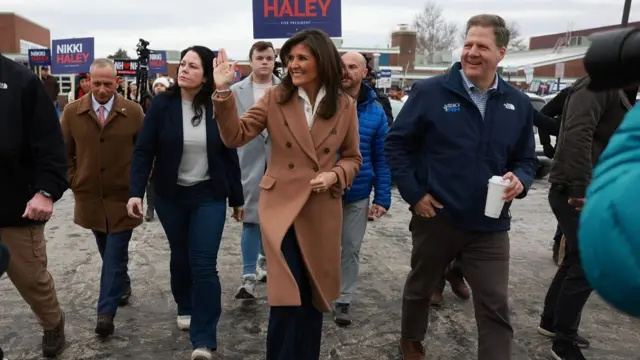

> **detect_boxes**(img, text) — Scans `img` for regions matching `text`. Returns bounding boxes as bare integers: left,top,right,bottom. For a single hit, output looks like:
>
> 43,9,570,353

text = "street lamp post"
622,0,632,25
372,52,381,88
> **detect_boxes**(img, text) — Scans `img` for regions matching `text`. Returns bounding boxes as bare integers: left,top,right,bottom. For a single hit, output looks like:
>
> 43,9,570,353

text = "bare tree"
458,20,528,52
412,1,458,62
506,21,528,51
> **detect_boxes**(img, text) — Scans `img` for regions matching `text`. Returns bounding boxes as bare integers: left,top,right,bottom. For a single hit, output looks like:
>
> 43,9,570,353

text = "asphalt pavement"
1,180,639,360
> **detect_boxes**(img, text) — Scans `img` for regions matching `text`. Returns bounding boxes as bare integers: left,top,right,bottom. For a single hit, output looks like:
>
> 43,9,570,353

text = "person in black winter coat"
0,53,68,358
538,87,571,159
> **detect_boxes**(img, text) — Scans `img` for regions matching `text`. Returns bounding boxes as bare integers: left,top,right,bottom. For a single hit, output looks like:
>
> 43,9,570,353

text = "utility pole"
622,0,632,25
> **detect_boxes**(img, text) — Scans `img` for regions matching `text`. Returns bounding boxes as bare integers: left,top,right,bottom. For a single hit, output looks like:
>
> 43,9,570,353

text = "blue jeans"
241,223,265,277
154,182,227,350
93,229,133,316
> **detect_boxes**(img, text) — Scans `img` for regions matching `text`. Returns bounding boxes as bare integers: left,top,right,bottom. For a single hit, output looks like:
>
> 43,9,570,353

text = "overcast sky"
2,0,638,59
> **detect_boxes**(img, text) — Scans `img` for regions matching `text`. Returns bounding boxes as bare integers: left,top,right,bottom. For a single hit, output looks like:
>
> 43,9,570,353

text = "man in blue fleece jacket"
385,14,537,360
333,52,392,327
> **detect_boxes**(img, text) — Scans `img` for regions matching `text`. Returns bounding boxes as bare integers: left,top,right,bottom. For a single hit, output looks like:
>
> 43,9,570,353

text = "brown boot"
429,290,444,306
445,271,471,300
399,339,425,360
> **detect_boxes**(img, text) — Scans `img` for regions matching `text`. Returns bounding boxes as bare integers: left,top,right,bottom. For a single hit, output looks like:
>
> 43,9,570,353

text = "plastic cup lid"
489,176,511,186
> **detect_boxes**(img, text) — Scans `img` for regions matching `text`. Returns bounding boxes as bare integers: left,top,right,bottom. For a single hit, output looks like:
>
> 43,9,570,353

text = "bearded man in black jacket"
0,53,68,358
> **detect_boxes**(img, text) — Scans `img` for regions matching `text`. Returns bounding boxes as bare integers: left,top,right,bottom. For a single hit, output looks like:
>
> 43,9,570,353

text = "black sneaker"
42,311,66,358
119,286,132,306
537,320,590,348
95,314,115,338
551,341,586,360
333,302,352,326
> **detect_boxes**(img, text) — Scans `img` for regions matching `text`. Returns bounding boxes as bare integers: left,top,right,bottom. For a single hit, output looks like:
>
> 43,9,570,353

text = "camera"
136,38,151,67
584,28,640,91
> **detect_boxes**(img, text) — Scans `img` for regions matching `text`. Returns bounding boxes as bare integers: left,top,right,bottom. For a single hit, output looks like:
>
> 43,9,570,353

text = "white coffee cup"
485,176,511,218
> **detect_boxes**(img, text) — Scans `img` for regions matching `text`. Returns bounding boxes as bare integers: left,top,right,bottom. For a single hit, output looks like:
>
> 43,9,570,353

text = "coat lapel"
104,95,129,126
279,98,317,163
171,96,185,157
309,96,344,149
76,94,100,125
236,78,255,115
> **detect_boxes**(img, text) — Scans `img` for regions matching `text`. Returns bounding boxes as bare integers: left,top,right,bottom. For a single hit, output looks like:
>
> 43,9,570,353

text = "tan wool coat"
213,86,362,312
61,94,144,233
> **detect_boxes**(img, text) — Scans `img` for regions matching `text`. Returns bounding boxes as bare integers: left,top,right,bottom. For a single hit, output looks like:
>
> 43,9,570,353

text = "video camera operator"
361,56,394,127
573,27,640,320
134,39,154,113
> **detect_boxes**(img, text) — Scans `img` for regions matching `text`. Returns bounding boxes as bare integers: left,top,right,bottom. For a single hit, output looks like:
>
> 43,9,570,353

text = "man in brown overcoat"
60,58,144,338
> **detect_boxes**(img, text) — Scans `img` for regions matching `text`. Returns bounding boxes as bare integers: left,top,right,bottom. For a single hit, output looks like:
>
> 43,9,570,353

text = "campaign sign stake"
253,0,342,39
28,49,51,67
51,37,95,74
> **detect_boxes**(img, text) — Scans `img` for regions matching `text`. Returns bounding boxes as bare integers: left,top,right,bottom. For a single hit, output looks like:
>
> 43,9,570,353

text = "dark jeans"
154,182,227,350
93,229,133,316
401,214,512,360
0,240,9,277
541,185,593,344
266,227,323,360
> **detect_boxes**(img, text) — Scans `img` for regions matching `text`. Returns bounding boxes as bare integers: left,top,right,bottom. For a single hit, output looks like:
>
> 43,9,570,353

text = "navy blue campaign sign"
28,49,51,67
253,0,342,39
149,51,168,75
51,37,95,74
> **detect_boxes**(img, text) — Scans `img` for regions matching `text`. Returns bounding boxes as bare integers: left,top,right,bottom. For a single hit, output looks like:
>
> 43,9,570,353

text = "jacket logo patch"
503,103,515,110
443,103,461,112
0,82,7,89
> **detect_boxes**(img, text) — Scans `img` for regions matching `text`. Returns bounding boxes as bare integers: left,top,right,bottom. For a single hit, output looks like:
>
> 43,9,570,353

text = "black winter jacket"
0,54,68,227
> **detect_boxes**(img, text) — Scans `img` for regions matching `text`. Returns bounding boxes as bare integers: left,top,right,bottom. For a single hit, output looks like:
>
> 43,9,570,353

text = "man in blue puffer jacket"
333,52,392,326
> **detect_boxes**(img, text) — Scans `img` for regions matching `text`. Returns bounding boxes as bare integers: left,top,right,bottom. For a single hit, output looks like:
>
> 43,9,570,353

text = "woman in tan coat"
212,29,362,360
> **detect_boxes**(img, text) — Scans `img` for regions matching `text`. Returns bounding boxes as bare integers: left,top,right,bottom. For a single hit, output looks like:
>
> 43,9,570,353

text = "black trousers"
541,185,593,343
266,227,323,360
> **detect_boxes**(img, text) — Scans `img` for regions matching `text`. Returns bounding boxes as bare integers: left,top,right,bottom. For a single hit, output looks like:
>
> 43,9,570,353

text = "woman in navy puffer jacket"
579,103,640,317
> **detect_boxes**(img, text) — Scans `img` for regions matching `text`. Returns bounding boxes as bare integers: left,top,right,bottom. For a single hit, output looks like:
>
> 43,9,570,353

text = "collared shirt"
459,70,498,118
91,94,114,118
298,86,326,129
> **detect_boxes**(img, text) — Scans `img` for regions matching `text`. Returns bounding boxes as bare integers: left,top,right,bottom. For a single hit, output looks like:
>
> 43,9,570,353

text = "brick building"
518,21,640,80
0,12,50,64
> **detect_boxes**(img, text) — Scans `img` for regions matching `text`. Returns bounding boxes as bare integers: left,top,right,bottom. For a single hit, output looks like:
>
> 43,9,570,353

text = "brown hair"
249,41,275,60
465,14,510,48
277,28,344,120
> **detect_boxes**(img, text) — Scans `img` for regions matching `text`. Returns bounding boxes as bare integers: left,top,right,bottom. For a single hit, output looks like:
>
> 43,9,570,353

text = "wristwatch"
38,190,52,199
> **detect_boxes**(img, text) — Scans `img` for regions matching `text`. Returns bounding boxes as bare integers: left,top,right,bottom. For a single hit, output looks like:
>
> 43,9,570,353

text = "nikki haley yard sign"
51,37,95,74
28,49,51,67
253,0,341,39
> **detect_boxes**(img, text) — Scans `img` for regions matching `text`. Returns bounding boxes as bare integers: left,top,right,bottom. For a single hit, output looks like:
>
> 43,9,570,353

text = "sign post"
51,37,95,75
252,0,342,39
554,62,565,92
